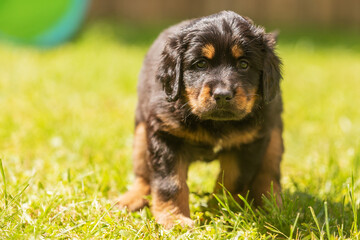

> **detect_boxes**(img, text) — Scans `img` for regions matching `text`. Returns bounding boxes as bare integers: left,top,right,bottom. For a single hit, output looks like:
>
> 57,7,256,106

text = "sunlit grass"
0,22,359,238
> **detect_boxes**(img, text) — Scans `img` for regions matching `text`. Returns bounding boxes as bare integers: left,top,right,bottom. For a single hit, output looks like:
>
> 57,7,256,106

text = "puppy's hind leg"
117,123,151,211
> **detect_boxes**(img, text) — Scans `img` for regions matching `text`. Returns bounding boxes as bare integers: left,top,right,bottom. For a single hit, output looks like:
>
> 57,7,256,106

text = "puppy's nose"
213,88,233,103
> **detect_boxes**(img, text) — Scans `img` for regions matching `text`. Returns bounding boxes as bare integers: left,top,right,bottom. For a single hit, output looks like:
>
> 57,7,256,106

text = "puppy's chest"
182,140,223,162
167,124,260,150
157,111,261,149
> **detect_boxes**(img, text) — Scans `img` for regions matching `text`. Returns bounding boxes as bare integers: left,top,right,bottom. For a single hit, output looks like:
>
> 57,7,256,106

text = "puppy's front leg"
250,127,283,206
149,133,194,229
214,128,283,207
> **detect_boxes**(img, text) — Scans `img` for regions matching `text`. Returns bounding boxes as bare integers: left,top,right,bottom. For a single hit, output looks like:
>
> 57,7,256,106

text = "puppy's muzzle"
213,87,233,107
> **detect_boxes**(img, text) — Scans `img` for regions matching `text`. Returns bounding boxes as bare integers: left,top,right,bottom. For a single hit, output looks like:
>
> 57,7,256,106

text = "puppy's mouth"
200,108,245,121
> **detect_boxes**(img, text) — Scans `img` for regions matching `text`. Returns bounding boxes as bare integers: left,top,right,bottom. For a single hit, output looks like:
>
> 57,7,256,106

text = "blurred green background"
0,1,360,238
0,0,88,46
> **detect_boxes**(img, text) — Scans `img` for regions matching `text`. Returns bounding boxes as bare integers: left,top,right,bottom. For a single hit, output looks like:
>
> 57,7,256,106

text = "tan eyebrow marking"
231,45,244,58
201,44,215,59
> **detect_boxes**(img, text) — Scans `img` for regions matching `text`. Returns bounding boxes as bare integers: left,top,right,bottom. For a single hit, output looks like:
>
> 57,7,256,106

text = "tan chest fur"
160,120,260,150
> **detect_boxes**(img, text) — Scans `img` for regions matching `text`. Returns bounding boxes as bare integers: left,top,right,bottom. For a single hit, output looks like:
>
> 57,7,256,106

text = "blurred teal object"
0,0,89,47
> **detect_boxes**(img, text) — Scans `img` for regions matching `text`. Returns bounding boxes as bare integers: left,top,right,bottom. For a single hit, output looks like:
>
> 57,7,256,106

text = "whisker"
179,102,189,110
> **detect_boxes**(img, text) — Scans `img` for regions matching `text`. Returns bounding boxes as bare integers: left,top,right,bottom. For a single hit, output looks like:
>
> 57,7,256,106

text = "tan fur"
234,88,248,110
245,88,258,113
116,177,150,211
234,87,258,114
132,123,149,178
250,128,283,206
162,124,259,149
165,87,260,148
202,44,216,59
184,88,197,110
117,123,151,211
187,85,258,116
157,113,182,133
186,86,213,115
231,45,244,58
214,152,253,203
198,85,212,109
221,127,259,148
214,152,241,194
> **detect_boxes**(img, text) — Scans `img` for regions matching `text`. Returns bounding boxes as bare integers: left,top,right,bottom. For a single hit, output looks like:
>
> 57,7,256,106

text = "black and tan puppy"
117,11,283,228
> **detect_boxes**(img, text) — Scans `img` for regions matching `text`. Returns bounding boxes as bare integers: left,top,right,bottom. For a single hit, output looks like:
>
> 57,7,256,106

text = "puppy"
117,10,283,228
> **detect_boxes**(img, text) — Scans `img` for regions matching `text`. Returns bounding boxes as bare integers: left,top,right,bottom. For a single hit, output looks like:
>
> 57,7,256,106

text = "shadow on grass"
191,189,358,238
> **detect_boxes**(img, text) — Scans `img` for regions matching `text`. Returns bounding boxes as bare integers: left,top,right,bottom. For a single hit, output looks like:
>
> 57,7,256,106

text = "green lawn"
1,22,360,239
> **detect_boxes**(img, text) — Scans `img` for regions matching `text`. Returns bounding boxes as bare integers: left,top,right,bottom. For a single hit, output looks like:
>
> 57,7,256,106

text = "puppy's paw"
116,178,150,211
116,190,149,211
156,214,195,229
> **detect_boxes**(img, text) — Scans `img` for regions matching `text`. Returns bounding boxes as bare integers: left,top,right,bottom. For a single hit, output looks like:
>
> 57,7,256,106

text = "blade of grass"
289,212,300,240
0,158,8,207
0,182,30,219
324,201,331,240
264,222,288,239
348,174,358,235
309,206,324,240
89,200,118,235
237,194,256,219
7,183,30,207
214,183,242,220
336,224,344,239
213,193,237,220
55,222,86,238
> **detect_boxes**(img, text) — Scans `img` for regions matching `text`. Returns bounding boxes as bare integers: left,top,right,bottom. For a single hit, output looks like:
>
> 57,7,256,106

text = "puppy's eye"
195,60,208,69
238,60,249,70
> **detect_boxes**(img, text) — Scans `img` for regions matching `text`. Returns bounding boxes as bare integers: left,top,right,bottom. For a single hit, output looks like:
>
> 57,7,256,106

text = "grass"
1,21,360,239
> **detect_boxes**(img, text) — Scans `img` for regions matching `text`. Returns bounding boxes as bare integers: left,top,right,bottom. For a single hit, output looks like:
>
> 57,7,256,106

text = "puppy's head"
157,11,282,121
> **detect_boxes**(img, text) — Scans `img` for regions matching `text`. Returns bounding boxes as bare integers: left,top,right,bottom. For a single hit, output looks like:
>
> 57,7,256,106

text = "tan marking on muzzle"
185,88,198,111
245,88,258,113
234,87,247,110
198,85,212,109
234,87,257,113
186,86,212,115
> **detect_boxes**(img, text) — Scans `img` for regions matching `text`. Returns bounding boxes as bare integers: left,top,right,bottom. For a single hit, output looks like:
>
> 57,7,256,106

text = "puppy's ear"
157,35,184,102
242,16,254,25
262,32,282,104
